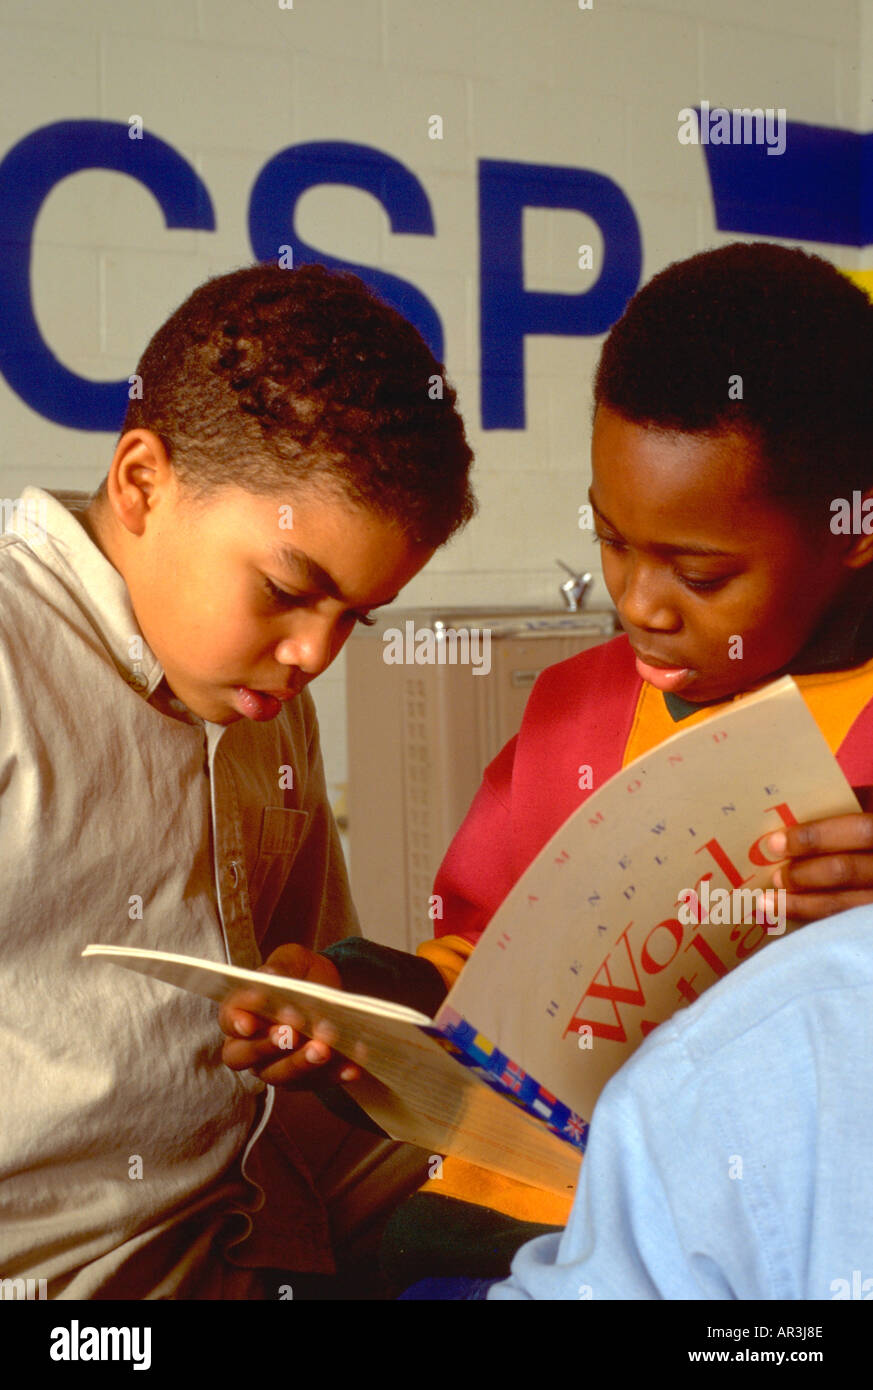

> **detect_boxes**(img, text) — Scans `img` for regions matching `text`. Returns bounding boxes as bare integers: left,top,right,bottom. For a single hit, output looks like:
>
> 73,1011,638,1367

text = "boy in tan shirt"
0,261,473,1299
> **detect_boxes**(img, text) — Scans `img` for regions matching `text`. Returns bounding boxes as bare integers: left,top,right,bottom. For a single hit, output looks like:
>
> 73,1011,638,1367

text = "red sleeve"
838,696,873,786
431,735,519,947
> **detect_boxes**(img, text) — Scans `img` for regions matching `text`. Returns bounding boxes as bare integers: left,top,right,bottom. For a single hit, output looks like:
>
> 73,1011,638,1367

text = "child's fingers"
221,1033,290,1070
222,1023,314,1067
217,950,336,1039
253,1046,362,1089
222,1032,361,1087
218,989,304,1038
218,1007,267,1041
772,851,873,894
222,1027,363,1084
767,813,873,862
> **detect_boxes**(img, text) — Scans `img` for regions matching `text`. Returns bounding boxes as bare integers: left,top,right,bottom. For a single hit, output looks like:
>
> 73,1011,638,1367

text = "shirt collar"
6,486,166,700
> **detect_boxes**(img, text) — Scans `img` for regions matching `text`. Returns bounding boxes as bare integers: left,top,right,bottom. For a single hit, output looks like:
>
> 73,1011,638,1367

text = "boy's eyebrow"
588,493,735,559
271,544,341,598
268,544,398,608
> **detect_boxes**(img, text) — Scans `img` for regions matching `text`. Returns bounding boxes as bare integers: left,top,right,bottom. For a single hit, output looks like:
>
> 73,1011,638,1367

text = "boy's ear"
106,430,175,536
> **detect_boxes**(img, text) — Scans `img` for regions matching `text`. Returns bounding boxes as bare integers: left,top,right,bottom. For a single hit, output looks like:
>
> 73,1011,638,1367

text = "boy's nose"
617,560,680,633
274,617,342,677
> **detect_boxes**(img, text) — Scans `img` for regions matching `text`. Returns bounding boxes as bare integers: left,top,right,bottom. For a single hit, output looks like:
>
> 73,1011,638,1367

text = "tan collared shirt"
0,488,360,1297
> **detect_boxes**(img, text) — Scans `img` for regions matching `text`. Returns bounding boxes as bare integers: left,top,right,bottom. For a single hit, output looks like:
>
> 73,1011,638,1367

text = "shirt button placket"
209,733,259,968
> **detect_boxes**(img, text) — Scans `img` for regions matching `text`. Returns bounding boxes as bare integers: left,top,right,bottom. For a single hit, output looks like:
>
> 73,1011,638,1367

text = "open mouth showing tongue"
233,686,283,721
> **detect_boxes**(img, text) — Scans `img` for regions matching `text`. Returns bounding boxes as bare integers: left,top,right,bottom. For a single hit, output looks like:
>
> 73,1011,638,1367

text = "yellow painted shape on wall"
841,267,873,299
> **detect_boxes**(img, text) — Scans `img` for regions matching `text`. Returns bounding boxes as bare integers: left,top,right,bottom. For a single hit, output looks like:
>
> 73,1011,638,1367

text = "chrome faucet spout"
556,561,593,612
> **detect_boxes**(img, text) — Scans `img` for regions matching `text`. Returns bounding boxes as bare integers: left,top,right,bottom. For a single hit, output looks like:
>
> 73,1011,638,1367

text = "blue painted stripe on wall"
702,117,873,247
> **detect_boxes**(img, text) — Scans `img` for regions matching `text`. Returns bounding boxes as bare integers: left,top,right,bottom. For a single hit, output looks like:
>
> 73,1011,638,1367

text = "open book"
83,676,859,1195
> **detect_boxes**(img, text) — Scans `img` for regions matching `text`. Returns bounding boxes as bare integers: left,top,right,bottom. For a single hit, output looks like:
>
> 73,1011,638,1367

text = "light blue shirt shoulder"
491,909,873,1300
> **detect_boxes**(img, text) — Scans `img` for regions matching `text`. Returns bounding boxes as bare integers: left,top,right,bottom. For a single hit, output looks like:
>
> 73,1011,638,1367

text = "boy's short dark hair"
594,241,873,517
120,262,475,547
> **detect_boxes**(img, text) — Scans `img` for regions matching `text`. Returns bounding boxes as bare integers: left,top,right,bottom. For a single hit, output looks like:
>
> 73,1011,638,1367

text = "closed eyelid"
264,578,378,625
593,545,732,592
264,578,310,603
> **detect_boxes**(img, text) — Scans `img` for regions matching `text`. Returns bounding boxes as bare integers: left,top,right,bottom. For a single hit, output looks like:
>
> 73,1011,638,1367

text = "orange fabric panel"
420,1155,574,1224
416,933,475,990
622,656,873,767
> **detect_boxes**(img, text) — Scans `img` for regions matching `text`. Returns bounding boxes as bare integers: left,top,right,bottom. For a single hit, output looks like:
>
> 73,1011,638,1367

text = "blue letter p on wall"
478,158,642,429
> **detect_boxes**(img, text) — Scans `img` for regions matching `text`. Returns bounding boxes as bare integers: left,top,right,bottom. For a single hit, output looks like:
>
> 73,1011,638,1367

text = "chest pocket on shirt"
248,806,308,940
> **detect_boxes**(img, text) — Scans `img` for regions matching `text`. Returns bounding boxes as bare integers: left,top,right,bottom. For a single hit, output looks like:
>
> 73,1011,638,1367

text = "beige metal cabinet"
346,607,617,952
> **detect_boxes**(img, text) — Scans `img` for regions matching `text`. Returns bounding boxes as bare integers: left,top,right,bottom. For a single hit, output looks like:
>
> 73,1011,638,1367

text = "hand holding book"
766,788,873,921
220,943,361,1088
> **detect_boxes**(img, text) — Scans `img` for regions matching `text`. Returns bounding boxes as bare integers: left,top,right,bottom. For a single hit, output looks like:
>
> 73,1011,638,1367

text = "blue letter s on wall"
248,140,443,360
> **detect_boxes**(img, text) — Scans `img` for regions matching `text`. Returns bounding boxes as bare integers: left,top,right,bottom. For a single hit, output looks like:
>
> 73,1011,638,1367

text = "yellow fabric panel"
622,655,873,768
416,933,475,990
420,1155,574,1224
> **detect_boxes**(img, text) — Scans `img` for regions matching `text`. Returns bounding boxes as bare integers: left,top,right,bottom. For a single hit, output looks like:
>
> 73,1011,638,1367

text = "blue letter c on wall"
0,121,214,430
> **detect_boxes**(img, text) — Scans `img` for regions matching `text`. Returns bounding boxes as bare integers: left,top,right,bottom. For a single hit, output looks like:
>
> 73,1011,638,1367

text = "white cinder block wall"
0,0,866,810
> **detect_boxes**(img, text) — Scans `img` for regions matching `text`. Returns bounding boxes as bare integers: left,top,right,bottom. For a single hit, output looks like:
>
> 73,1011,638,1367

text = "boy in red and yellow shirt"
224,242,873,1285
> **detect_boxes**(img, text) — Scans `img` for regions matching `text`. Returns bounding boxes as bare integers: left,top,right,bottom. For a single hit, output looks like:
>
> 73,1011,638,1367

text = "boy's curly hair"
594,241,873,516
121,262,475,547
